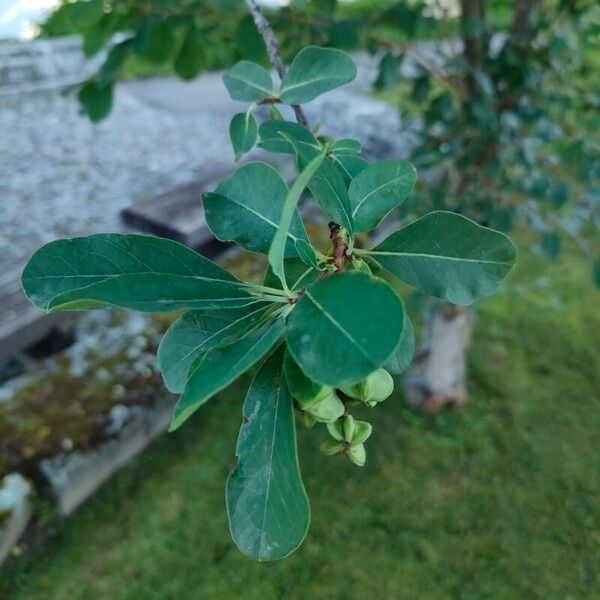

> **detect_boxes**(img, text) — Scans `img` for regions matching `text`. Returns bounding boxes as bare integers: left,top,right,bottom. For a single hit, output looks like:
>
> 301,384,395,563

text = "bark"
404,301,474,413
243,0,308,127
460,0,486,95
510,0,542,43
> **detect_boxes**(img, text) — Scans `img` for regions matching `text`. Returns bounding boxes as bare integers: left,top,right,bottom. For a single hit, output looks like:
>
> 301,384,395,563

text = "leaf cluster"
22,46,516,560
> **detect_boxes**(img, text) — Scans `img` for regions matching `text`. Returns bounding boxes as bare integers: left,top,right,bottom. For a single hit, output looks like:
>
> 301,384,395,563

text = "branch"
243,0,308,127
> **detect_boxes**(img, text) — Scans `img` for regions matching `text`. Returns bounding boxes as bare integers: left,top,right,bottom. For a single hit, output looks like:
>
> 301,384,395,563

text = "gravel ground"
0,56,414,267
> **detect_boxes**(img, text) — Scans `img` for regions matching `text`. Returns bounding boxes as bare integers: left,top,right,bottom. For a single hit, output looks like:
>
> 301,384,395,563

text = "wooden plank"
121,168,231,248
120,157,296,249
0,262,67,362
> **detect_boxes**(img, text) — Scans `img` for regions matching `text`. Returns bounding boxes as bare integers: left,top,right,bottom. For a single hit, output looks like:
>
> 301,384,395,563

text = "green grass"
1,239,599,599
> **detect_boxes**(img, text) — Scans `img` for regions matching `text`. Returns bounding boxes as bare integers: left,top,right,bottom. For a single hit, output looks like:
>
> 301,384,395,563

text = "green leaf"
263,258,320,291
223,61,274,101
384,313,414,375
204,162,308,256
268,150,326,291
158,304,270,393
331,138,362,155
226,347,309,561
98,39,133,87
229,111,258,160
286,272,403,387
280,46,357,104
134,20,177,64
374,51,403,91
349,160,417,233
258,120,319,155
174,26,206,80
284,351,332,405
78,80,112,122
294,239,320,270
367,211,517,305
170,318,284,430
21,233,253,313
332,154,368,185
68,0,104,27
294,144,354,234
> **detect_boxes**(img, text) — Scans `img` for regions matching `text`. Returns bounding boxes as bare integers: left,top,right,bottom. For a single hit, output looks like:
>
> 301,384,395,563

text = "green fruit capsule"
285,351,334,407
342,415,356,441
340,368,394,404
300,412,317,429
321,438,343,456
351,420,372,445
306,392,344,423
349,256,372,275
347,443,366,467
326,419,345,441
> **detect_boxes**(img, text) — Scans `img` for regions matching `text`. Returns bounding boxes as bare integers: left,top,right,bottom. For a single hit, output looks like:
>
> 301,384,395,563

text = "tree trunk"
404,301,474,413
510,0,542,43
460,0,486,95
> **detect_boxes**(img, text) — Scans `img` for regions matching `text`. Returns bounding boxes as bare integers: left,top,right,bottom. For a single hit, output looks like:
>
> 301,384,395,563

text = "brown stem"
243,0,308,127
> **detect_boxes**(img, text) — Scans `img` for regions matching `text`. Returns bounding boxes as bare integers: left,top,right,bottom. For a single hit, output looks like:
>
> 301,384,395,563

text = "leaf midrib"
304,290,376,366
368,250,512,266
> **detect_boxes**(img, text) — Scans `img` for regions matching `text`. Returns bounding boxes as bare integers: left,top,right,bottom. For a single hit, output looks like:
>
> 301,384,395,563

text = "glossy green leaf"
294,239,320,270
332,154,368,185
280,46,357,104
284,351,332,405
258,120,319,155
367,211,517,305
223,61,274,101
22,233,253,313
286,272,403,387
268,150,326,291
174,27,206,80
170,318,284,431
229,111,258,160
349,160,416,233
384,313,415,375
331,138,362,155
158,304,269,393
263,258,320,291
226,347,309,561
204,162,308,256
295,144,354,234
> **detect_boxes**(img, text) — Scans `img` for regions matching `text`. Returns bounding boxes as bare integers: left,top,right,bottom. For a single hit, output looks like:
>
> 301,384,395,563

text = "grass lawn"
1,238,599,599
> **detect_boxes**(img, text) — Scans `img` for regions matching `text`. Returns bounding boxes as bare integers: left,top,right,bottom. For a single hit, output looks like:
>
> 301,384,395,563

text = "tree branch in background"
243,0,308,127
460,0,486,95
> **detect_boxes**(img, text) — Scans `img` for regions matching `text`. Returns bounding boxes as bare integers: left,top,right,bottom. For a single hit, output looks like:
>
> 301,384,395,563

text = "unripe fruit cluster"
285,353,394,467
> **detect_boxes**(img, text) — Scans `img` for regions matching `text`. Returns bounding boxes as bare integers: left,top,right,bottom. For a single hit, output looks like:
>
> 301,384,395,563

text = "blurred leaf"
78,80,112,122
174,26,206,80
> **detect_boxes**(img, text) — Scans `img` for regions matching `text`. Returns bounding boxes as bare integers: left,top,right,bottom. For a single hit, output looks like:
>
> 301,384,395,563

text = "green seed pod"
326,419,344,442
305,392,344,423
349,256,372,275
284,351,334,407
351,420,372,445
300,412,317,429
347,443,366,467
340,368,394,404
342,415,356,441
321,438,343,456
